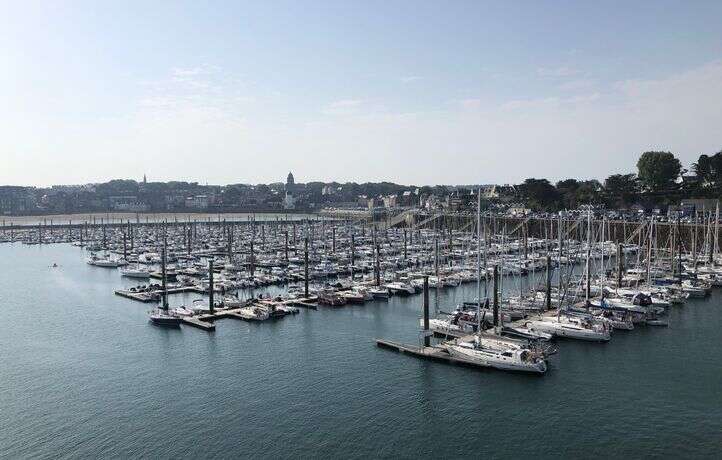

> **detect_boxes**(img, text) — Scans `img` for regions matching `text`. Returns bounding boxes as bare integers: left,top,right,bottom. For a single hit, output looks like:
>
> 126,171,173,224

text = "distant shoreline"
0,211,325,226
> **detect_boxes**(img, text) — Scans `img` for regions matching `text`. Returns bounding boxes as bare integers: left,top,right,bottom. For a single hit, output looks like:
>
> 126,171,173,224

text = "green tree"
692,150,722,188
604,174,639,208
517,178,560,211
555,179,579,209
637,151,681,192
575,180,603,205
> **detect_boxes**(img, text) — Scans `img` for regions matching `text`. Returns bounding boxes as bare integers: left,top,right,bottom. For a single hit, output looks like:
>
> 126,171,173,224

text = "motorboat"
341,290,365,304
317,289,346,307
368,287,390,299
385,282,415,296
221,295,244,308
237,305,270,321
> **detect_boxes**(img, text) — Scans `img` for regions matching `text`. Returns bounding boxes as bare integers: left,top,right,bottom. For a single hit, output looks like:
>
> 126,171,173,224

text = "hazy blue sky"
2,0,722,186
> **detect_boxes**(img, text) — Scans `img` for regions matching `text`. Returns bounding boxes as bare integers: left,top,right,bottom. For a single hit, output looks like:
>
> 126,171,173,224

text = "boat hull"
149,316,181,327
445,345,547,374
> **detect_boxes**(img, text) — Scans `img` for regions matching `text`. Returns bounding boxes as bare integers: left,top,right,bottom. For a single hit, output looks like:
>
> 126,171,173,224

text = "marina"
5,2,722,457
1,233,721,458
3,209,722,351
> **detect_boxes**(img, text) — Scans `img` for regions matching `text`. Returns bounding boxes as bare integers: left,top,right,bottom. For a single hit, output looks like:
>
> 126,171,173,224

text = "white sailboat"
525,314,611,341
120,265,151,279
443,336,547,374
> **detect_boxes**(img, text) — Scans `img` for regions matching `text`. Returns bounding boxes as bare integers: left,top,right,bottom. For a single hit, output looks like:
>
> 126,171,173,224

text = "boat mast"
500,224,506,309
693,211,698,273
646,217,654,286
712,201,719,261
599,216,607,299
483,214,489,298
558,212,563,307
476,189,482,332
161,245,168,310
705,209,712,264
677,218,682,282
585,208,591,308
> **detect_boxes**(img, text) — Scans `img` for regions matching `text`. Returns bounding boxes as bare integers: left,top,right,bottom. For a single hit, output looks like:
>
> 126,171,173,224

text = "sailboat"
120,264,152,279
87,253,127,267
442,336,547,374
525,313,611,341
149,247,181,328
149,308,182,327
440,191,547,374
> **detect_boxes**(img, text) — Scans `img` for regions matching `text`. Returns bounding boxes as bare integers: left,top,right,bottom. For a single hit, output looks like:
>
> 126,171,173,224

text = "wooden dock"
181,316,216,331
178,303,307,331
114,285,203,302
114,290,158,302
284,296,318,309
178,308,259,330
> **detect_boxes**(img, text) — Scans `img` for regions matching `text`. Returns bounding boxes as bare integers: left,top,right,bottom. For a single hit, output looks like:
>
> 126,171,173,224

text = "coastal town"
3,150,722,219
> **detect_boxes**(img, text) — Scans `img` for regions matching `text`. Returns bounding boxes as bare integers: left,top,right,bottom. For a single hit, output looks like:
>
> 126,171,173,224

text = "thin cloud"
323,99,365,115
400,76,422,83
559,78,597,91
537,66,580,78
328,99,363,108
458,98,482,110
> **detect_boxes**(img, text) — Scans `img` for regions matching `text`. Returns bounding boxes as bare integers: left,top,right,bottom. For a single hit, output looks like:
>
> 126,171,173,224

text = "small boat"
87,254,127,268
317,289,346,307
120,266,151,279
237,305,270,321
341,290,365,304
645,318,669,327
149,308,181,327
368,287,390,299
221,295,243,308
386,282,415,296
275,304,299,315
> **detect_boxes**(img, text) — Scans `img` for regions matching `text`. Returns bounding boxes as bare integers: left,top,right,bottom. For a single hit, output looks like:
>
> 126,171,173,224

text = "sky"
2,0,722,187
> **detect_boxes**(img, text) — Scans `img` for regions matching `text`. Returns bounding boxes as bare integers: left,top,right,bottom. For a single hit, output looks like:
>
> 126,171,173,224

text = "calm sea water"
1,243,720,459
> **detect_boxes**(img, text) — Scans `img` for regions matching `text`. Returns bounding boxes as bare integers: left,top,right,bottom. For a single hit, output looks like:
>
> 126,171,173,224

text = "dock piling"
304,236,309,297
617,243,623,288
545,255,551,310
209,259,214,314
422,275,430,347
161,247,168,309
493,265,499,328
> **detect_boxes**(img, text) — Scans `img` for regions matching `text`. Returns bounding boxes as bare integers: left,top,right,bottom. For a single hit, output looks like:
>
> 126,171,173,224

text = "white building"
383,195,398,208
186,195,210,209
283,192,295,210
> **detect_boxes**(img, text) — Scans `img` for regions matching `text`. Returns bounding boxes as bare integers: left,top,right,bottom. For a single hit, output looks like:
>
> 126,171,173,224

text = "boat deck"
375,338,491,369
